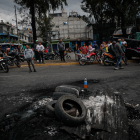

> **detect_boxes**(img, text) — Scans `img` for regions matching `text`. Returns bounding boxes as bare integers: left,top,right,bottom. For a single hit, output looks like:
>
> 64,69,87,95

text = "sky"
0,0,87,28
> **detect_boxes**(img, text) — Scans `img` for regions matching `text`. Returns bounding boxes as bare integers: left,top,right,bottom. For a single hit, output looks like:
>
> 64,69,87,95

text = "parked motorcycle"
19,53,25,62
44,52,55,60
78,49,101,66
103,52,128,66
7,52,21,67
0,57,9,73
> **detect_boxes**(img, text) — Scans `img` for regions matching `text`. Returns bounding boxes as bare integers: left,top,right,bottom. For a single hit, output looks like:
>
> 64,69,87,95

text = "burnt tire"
45,100,76,118
45,100,57,117
55,86,79,97
55,95,87,126
60,85,81,92
53,92,78,100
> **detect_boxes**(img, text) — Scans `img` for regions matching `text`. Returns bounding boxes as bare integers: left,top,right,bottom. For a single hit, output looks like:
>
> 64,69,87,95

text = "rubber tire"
60,85,81,92
45,101,76,117
66,55,71,60
79,58,86,66
55,86,79,97
45,100,57,117
103,56,111,66
55,95,87,126
2,64,9,73
53,92,78,100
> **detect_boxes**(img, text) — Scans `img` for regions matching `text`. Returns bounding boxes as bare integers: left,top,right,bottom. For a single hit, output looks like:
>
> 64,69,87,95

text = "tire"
123,56,128,65
15,60,21,67
45,100,76,117
45,100,57,117
55,86,79,97
66,55,71,60
60,85,81,92
17,62,21,68
79,58,86,66
53,92,78,100
103,56,111,66
55,95,87,126
2,64,9,73
90,56,95,62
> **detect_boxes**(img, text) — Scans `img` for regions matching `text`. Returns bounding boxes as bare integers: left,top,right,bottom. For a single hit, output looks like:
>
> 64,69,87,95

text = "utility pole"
14,5,19,45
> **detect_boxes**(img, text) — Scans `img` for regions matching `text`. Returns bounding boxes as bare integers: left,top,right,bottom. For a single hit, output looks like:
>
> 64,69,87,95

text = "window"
63,22,68,25
0,26,3,33
7,27,9,32
56,26,59,28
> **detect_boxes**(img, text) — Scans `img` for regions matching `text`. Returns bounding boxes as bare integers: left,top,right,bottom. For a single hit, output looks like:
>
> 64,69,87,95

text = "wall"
51,12,87,40
86,25,93,39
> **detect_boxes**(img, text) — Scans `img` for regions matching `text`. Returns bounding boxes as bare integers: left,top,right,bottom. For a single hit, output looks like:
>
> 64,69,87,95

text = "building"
50,10,93,51
0,20,18,43
19,29,33,43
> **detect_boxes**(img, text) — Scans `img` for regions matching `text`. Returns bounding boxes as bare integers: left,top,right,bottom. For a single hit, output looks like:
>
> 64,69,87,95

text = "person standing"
121,39,127,52
24,45,36,73
34,40,39,60
74,44,78,60
57,38,65,62
80,43,88,55
112,41,125,70
36,42,45,64
88,43,93,53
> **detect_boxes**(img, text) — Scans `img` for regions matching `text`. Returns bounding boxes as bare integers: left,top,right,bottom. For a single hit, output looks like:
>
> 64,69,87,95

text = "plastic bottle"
84,78,87,89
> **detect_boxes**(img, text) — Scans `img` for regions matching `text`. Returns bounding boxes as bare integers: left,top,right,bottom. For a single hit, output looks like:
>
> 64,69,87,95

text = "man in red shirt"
80,43,88,54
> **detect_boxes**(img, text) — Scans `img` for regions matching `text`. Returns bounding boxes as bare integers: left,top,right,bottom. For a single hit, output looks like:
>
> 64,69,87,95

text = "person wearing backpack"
57,38,65,62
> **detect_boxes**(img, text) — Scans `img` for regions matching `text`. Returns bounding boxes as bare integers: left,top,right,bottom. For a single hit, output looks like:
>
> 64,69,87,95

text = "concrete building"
50,10,92,42
19,29,33,43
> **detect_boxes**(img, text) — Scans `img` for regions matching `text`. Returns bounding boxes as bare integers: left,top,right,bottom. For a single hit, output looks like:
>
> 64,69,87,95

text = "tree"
81,0,140,39
14,0,67,45
81,0,114,41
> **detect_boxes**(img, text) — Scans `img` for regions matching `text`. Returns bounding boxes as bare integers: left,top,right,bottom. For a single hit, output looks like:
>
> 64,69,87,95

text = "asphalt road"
0,63,140,121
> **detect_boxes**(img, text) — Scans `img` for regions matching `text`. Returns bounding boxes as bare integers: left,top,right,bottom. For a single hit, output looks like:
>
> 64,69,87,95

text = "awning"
0,33,18,38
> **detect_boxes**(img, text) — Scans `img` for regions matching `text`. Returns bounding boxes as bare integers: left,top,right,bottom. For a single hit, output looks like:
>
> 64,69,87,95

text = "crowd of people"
0,37,136,72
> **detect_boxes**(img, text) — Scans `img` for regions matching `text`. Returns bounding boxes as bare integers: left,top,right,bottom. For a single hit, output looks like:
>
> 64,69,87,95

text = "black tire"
60,85,81,92
2,64,9,73
66,55,71,60
55,86,79,97
53,92,77,100
103,56,111,66
15,60,21,67
45,100,57,117
45,100,76,117
123,56,128,65
55,95,87,126
79,58,86,66
17,62,21,68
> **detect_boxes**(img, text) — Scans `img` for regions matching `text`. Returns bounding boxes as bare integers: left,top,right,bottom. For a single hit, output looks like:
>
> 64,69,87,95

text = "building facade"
50,10,94,51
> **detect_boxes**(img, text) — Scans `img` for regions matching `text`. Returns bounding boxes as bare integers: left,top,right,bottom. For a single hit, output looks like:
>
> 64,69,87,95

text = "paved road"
0,63,140,120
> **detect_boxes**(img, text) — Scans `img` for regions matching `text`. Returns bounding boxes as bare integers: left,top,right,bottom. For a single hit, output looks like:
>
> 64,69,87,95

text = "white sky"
0,0,87,28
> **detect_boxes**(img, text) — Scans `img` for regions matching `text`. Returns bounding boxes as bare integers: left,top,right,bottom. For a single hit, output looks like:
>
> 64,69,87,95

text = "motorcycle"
103,52,128,66
7,52,21,67
19,53,25,62
44,52,55,60
0,57,9,73
78,48,101,66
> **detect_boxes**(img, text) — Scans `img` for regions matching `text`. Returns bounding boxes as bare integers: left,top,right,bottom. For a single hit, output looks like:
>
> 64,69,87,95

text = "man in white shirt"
36,42,44,64
121,39,127,52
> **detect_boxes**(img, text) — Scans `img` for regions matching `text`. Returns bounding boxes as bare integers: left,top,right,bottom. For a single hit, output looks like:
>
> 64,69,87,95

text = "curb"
21,62,79,67
9,60,140,68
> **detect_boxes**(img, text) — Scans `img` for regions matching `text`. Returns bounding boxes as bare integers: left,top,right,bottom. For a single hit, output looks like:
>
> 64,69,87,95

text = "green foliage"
14,0,68,43
81,0,140,38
